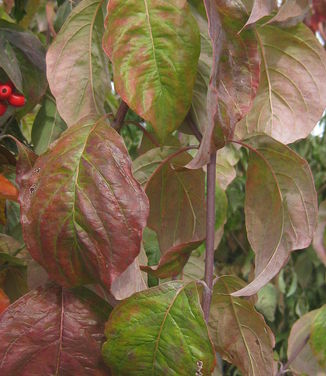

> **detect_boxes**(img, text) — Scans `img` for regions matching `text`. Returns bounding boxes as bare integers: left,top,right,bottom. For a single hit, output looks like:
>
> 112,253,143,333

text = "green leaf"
288,308,325,375
31,95,67,155
208,276,276,375
47,0,111,126
233,134,318,297
102,281,216,375
255,283,278,322
215,146,239,190
310,305,326,368
236,23,326,144
103,0,200,142
19,118,149,290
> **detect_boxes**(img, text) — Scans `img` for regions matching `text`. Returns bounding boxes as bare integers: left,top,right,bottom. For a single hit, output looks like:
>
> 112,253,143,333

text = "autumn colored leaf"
103,0,200,142
0,284,111,375
313,200,326,266
144,149,206,276
47,0,111,126
236,23,326,144
242,0,275,28
0,288,10,314
102,281,216,375
0,174,18,201
132,146,180,186
288,308,325,375
233,135,318,297
265,0,309,27
19,118,149,290
189,0,260,168
208,276,276,375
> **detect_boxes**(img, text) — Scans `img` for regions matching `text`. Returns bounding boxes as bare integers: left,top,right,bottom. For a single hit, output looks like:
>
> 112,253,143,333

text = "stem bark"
202,151,217,322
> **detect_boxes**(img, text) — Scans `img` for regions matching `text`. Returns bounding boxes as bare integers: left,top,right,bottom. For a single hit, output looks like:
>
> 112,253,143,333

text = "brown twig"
113,101,129,132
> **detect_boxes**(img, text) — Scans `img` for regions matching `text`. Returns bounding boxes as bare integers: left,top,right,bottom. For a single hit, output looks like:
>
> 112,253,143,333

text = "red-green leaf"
313,200,326,266
233,135,317,296
47,0,111,126
102,281,216,375
236,23,326,144
19,118,149,290
208,276,276,375
103,0,200,142
288,308,325,375
0,284,111,375
189,0,260,168
144,149,206,276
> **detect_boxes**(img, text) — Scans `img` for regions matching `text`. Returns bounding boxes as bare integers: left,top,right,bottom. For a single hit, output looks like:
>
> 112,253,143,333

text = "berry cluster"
0,81,26,117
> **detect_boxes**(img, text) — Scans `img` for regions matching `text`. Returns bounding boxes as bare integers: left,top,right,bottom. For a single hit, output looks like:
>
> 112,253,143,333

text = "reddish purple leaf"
0,284,111,375
189,0,260,168
242,0,275,29
19,118,149,290
144,149,206,276
233,135,318,297
313,201,326,266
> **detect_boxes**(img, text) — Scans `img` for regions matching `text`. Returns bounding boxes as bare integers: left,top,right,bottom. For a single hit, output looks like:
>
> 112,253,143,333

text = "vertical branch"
202,151,217,322
113,100,129,132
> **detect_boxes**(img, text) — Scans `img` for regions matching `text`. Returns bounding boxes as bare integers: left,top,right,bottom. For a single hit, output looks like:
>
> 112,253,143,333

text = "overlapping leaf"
102,281,216,375
243,0,275,28
0,284,111,375
31,95,67,155
288,308,325,375
313,200,326,266
233,134,317,296
189,0,260,168
0,288,9,314
265,0,309,27
236,23,326,144
103,0,200,142
143,149,206,276
47,0,111,126
208,276,276,375
19,118,149,290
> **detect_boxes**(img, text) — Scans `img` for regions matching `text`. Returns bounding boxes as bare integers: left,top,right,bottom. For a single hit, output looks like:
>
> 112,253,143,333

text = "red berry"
8,93,26,107
0,85,12,100
4,81,15,90
0,102,7,116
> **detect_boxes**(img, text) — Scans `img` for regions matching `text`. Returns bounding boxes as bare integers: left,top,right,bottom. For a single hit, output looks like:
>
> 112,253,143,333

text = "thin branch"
123,120,160,147
276,335,310,376
113,100,129,132
202,151,217,322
